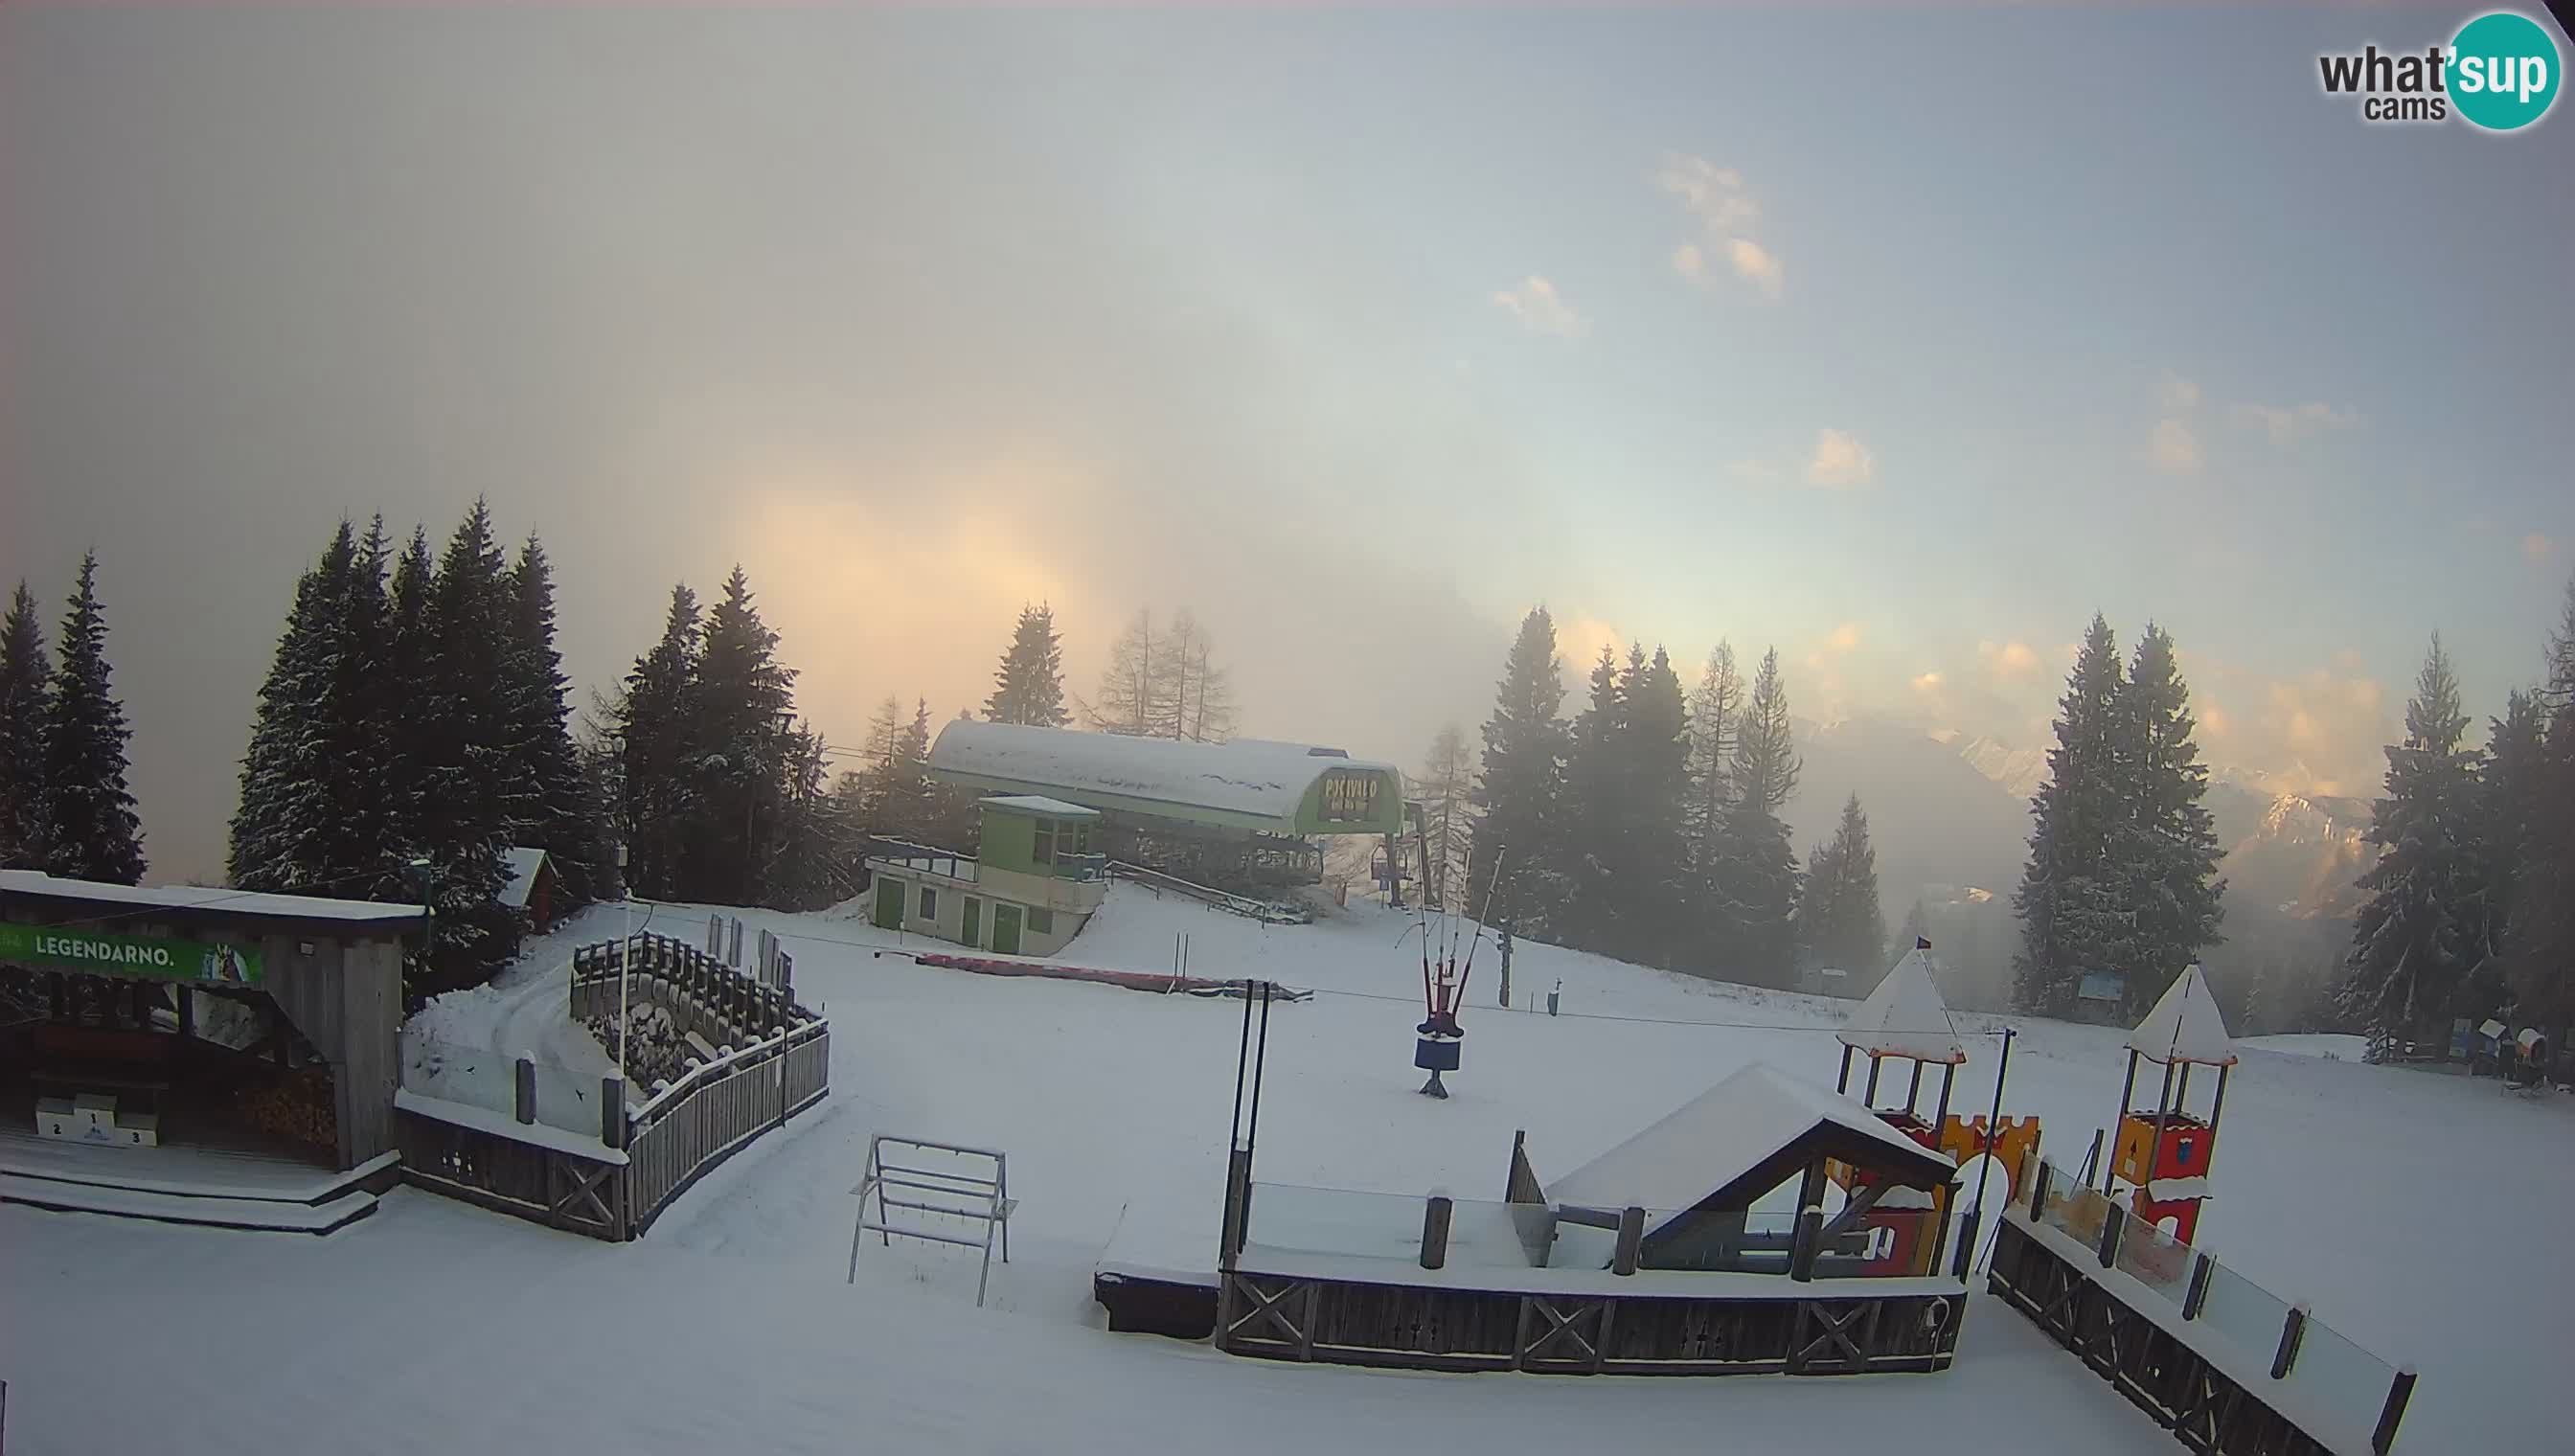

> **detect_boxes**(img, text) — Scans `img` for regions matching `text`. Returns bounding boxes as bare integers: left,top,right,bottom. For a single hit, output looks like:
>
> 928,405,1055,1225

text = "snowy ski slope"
1,884,2561,1453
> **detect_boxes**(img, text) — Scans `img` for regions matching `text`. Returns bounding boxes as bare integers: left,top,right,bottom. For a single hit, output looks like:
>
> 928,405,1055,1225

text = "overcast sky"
4,7,2570,885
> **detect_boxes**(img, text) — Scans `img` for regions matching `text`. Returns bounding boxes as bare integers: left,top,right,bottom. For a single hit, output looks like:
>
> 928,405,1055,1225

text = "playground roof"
1547,1063,1956,1217
928,720,1404,836
0,870,424,931
2128,963,2237,1066
1835,945,1966,1063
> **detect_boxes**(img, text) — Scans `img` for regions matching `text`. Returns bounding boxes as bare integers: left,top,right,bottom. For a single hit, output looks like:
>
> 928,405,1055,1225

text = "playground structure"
2099,964,2233,1247
1827,941,2039,1278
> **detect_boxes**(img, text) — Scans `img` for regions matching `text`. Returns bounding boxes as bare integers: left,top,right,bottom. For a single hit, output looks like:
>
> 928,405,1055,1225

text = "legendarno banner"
0,923,263,986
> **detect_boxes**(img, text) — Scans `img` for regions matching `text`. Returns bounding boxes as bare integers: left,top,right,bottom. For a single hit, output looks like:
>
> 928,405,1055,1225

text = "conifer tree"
610,583,702,899
689,565,797,905
985,604,1072,727
1802,794,1887,983
1417,722,1474,912
39,553,146,884
1898,899,1930,956
382,525,437,862
409,502,519,981
2507,579,2575,1028
1616,645,1692,965
1683,641,1743,890
0,580,52,869
503,535,599,902
1471,607,1569,935
2338,639,2486,1058
2113,625,2227,1013
2473,689,2541,1014
1712,646,1803,985
2014,614,2128,1015
1560,644,1627,951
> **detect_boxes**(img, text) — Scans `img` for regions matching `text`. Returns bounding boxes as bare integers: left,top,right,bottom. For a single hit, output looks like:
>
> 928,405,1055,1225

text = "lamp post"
615,842,632,1081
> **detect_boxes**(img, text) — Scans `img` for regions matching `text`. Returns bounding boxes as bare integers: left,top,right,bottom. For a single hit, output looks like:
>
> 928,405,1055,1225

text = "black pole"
2207,1061,2232,1146
1835,1043,1855,1095
1244,982,1273,1161
1905,1059,1926,1118
2106,1050,2140,1192
1228,977,1253,1149
1862,1056,1882,1109
2140,1055,2179,1200
1953,1036,2004,1280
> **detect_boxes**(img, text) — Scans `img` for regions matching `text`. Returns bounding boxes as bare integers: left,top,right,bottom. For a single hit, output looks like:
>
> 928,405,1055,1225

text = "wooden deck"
0,1126,397,1233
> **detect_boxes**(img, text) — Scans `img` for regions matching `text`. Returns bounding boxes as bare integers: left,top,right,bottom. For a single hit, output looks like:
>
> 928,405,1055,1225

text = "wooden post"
1861,1056,1882,1108
1949,1212,1981,1278
1835,1042,1855,1093
2271,1304,2309,1379
1420,1194,1453,1270
1612,1205,1646,1275
2097,1200,2125,1269
2028,1159,2053,1222
600,1076,626,1150
2106,1051,2140,1191
2371,1368,2417,1455
2182,1251,2215,1320
1789,1205,1824,1283
176,985,194,1041
514,1058,536,1126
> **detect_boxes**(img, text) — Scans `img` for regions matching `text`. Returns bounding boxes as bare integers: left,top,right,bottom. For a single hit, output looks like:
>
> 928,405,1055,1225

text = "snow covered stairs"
0,1133,396,1234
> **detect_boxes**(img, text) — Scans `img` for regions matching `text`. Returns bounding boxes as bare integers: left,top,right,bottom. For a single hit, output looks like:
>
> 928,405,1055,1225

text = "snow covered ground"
3,885,2564,1453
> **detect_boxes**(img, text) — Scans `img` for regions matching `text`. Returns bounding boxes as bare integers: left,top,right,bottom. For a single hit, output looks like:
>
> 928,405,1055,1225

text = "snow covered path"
3,885,2564,1452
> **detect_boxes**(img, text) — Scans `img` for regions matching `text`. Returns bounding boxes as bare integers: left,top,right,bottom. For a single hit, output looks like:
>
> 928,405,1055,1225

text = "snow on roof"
979,794,1101,818
929,720,1400,827
496,847,551,910
2128,964,2236,1065
0,870,424,927
1547,1063,1951,1214
1836,946,1966,1063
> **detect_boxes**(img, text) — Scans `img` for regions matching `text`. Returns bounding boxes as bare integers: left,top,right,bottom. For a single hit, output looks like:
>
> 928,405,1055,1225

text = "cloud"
2157,374,2201,412
1559,614,1626,672
2524,532,2555,564
1910,671,1944,692
2231,400,2362,446
2151,417,2202,474
1726,239,1784,297
1978,639,2041,678
1825,621,1863,654
1804,429,1876,488
1656,153,1782,299
1491,275,1587,338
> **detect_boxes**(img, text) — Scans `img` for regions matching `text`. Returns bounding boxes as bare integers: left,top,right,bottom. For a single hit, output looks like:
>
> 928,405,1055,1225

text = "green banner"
0,923,263,986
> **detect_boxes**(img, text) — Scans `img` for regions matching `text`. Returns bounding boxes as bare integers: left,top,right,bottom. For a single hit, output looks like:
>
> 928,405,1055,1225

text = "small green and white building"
865,796,1108,957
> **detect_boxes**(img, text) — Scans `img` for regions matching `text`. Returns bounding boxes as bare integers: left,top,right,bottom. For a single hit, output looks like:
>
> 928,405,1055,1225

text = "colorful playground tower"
1832,941,1971,1276
2100,963,2235,1246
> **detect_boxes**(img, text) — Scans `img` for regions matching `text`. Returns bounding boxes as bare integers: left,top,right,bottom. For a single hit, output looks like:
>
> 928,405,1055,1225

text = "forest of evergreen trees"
1459,607,1884,990
0,556,148,886
2330,583,2575,1058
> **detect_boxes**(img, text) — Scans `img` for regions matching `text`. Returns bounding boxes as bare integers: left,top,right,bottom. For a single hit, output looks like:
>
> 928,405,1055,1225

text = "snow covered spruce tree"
1470,606,1568,935
2506,579,2575,1029
408,503,523,986
1712,647,1803,987
1559,644,1627,955
39,552,145,884
2014,614,2129,1016
1681,641,1743,959
985,603,1072,727
1415,722,1474,912
2337,637,2486,1060
686,565,799,906
1616,645,1692,967
503,535,602,905
0,580,52,868
1897,899,1929,955
2112,624,2226,1014
2472,689,2543,1015
1801,794,1887,986
228,519,408,900
608,583,703,899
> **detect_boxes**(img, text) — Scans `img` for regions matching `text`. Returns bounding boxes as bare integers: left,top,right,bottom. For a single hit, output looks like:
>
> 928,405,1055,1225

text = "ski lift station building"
923,721,1407,887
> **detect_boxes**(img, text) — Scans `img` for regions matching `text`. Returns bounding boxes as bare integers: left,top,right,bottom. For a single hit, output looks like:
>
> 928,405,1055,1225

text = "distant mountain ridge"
1790,713,2372,924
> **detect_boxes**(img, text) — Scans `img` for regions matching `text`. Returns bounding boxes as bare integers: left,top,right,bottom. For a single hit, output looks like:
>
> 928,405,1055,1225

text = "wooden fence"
399,931,830,1241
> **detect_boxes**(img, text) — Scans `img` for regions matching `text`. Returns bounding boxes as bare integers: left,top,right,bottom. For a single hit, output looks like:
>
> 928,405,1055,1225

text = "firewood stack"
239,1066,336,1153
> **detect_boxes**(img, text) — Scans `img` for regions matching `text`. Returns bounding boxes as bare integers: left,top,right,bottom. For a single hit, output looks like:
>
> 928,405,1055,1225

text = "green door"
961,897,982,947
991,903,1022,955
874,876,904,930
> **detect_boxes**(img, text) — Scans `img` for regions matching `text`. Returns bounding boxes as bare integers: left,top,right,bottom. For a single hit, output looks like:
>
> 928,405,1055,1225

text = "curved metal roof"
928,720,1401,833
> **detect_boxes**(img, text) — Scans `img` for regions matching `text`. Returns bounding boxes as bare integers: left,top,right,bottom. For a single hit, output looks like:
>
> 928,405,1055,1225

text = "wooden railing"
399,929,830,1241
